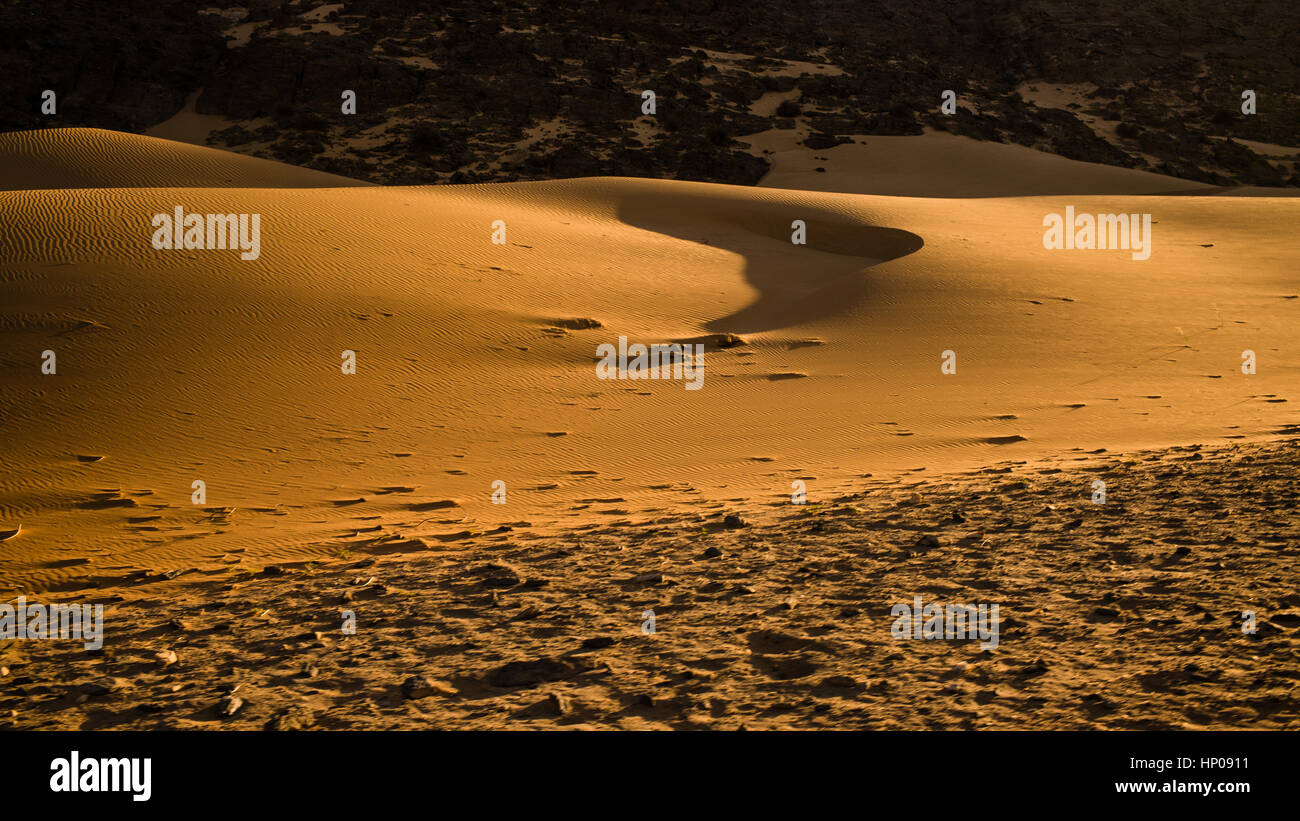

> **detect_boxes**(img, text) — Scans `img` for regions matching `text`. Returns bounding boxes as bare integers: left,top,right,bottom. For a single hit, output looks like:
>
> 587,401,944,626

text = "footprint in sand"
550,317,602,330
407,499,460,512
984,435,1028,445
79,491,137,509
788,338,826,350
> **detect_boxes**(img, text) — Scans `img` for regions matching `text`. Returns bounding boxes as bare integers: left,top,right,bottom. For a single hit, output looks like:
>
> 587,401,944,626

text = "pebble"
401,675,457,699
545,692,574,716
914,534,941,550
264,706,314,730
217,695,244,717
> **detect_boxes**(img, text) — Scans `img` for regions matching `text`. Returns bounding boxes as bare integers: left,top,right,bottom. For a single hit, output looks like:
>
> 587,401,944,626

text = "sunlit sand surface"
1,128,1296,591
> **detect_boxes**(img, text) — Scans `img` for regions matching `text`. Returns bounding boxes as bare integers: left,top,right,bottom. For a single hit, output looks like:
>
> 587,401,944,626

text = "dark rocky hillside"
3,0,1297,186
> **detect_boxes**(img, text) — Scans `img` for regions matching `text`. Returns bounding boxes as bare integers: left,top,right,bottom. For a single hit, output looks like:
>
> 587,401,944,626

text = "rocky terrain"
3,0,1298,186
4,436,1298,730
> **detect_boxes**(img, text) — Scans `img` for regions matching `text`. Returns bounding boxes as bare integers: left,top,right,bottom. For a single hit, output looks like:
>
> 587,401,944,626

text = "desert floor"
0,128,1295,728
2,437,1297,730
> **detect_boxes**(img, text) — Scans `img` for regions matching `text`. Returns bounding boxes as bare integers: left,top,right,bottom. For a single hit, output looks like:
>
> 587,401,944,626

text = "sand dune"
750,128,1300,198
0,128,370,191
0,128,1296,592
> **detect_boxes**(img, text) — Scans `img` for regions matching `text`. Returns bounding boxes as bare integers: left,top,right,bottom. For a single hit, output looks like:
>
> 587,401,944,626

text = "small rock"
488,656,594,688
78,678,128,696
545,692,574,716
630,571,663,585
1019,658,1050,678
509,605,545,621
723,514,746,529
580,636,615,650
472,562,522,589
264,706,314,731
217,695,244,717
702,546,723,558
154,649,178,667
913,534,941,550
401,675,457,699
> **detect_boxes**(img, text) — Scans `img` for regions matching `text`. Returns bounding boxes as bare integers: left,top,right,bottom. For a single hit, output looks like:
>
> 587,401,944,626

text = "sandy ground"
2,436,1297,730
0,128,1295,729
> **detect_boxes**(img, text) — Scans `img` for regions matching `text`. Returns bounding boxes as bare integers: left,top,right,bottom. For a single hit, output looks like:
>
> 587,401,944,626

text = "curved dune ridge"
750,128,1300,198
0,128,1297,591
0,127,372,191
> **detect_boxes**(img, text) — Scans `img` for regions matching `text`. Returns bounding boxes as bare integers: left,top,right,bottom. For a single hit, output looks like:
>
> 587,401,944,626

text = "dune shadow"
615,188,922,334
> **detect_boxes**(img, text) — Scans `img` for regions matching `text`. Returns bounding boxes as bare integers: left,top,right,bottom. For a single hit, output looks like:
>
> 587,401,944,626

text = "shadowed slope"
614,184,923,333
